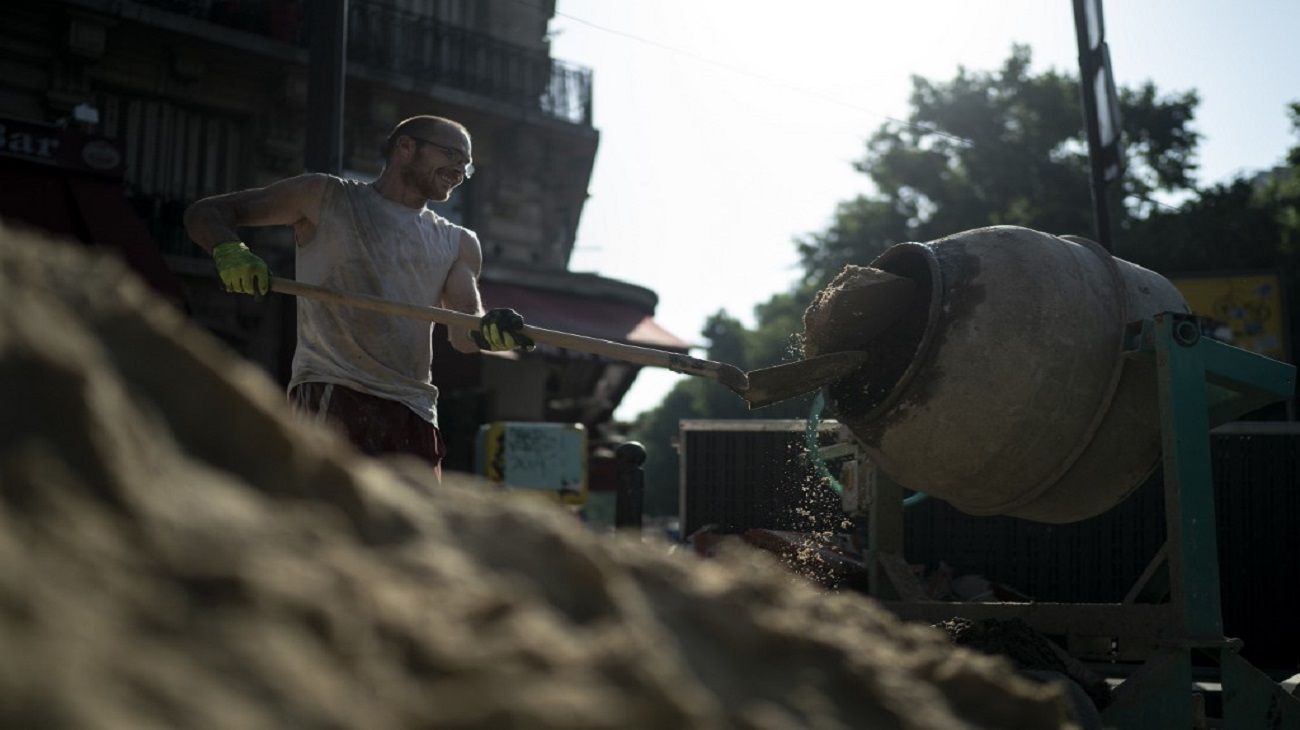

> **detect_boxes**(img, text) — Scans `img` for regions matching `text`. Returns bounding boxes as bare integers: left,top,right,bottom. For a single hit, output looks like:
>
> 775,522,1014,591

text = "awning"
0,159,80,239
0,119,183,306
479,280,690,351
66,175,185,306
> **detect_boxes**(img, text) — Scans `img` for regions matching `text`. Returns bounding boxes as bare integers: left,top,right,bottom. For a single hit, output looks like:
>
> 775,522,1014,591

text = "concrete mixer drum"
806,226,1190,523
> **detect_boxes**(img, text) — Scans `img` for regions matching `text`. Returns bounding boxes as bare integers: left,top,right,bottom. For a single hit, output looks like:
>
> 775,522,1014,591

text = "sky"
546,0,1300,420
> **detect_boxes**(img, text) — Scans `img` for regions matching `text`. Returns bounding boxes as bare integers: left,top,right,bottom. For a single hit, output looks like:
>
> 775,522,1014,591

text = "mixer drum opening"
815,242,940,420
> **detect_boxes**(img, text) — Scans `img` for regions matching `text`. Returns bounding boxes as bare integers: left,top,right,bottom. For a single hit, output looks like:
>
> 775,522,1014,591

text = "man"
183,115,531,474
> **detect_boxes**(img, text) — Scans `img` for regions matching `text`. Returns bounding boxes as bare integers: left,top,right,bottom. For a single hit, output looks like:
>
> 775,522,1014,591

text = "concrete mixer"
804,226,1299,728
804,225,1199,523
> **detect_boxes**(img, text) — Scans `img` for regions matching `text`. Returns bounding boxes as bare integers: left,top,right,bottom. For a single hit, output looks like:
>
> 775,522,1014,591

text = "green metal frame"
1100,313,1299,728
869,313,1299,726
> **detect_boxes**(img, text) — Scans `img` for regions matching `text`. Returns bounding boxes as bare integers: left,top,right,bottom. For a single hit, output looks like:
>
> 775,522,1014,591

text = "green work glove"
472,308,536,352
212,241,270,295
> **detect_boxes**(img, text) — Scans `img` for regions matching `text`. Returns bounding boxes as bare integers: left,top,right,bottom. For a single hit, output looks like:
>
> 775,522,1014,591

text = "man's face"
398,125,473,203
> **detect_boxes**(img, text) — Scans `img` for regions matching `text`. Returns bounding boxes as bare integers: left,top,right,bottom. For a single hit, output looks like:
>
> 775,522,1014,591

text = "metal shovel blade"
738,350,868,409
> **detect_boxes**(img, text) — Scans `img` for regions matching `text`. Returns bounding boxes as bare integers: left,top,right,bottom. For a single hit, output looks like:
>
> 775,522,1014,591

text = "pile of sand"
800,265,916,358
0,224,1072,729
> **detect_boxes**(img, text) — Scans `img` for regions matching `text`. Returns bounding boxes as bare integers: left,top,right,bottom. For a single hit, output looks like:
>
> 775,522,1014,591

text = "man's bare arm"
183,173,331,252
441,229,487,354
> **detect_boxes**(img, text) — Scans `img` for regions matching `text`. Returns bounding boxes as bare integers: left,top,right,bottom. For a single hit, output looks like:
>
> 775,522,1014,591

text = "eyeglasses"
407,136,475,179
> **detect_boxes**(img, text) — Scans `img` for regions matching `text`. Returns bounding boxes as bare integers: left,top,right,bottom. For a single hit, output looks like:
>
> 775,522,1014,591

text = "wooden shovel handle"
270,277,748,391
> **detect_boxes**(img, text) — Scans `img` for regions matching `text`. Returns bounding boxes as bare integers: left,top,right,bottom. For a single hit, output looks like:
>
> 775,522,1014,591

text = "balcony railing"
133,0,593,126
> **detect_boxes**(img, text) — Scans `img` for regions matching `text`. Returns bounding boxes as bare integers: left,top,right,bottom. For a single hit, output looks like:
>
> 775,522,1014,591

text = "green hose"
804,391,928,506
804,391,845,495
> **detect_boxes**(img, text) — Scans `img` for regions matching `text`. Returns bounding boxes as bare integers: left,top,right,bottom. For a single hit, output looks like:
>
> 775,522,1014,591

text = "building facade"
0,0,686,471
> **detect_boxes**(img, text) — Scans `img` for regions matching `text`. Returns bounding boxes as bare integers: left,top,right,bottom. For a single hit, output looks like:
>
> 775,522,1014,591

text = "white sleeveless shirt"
289,177,464,426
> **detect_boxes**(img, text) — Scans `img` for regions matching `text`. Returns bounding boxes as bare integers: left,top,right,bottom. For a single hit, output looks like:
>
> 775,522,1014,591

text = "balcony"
132,0,593,126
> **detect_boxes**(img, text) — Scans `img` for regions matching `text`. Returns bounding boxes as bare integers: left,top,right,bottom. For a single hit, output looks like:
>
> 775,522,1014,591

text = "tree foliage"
1124,101,1300,351
797,45,1201,288
630,47,1300,518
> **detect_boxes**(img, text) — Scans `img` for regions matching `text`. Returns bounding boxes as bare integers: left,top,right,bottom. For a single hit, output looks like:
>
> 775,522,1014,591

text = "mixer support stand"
1101,313,1299,727
879,312,1299,727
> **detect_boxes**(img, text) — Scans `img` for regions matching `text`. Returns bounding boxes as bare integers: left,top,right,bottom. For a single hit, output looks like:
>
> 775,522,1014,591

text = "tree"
797,45,1200,288
1125,101,1300,356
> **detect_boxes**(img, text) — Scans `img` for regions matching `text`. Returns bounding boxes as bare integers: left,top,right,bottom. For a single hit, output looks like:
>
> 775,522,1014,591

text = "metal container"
678,420,843,537
829,226,1188,523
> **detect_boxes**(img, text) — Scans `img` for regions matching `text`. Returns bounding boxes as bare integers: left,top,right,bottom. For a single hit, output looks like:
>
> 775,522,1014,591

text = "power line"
525,2,1219,228
514,0,975,147
1129,195,1183,214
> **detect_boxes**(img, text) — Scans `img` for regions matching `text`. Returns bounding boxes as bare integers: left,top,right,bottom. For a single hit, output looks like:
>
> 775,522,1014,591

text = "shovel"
270,277,899,409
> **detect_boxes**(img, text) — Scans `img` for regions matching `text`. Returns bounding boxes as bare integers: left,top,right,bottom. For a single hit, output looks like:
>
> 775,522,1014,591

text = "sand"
800,265,915,358
0,223,1072,729
800,264,933,421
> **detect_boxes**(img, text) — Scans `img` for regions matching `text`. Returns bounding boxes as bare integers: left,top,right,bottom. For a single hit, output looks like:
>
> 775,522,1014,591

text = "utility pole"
305,0,348,174
1073,0,1123,252
290,0,349,385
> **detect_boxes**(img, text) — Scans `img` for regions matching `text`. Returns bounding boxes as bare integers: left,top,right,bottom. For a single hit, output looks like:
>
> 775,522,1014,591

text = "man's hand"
212,241,270,295
472,308,535,352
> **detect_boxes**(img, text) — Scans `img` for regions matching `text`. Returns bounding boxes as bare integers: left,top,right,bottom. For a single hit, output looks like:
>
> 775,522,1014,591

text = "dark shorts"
289,382,446,477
